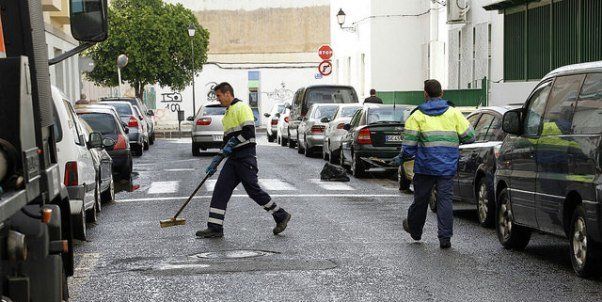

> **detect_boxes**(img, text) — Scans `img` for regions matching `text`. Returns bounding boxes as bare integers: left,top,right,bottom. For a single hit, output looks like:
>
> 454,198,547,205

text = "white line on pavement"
164,168,196,172
148,181,179,194
259,179,296,191
309,179,355,191
203,180,239,191
116,194,400,203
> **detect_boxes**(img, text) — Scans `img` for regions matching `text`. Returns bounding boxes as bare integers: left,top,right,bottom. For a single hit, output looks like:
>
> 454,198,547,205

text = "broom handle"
173,155,224,219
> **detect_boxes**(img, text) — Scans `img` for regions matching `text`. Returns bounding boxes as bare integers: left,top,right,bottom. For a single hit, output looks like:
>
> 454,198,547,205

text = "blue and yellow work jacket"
223,99,256,158
401,99,475,176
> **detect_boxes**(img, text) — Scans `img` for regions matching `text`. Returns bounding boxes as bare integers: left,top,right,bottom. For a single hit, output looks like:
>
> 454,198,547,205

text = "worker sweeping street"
196,82,292,238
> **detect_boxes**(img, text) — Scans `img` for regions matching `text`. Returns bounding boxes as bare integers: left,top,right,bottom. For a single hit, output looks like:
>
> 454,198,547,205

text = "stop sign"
318,45,333,60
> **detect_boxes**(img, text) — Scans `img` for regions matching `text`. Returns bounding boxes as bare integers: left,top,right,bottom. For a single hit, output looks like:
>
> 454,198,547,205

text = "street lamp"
116,54,128,97
336,9,356,32
188,24,197,116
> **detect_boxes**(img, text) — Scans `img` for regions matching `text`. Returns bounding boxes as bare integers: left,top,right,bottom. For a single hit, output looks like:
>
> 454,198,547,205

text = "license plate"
386,135,403,142
213,135,223,141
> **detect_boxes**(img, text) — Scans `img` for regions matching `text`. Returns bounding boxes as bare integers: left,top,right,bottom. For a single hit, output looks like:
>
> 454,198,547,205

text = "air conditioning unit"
447,0,470,24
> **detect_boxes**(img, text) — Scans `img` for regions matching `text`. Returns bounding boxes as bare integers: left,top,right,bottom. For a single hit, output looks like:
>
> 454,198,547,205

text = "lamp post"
116,54,128,97
188,24,196,116
336,9,356,32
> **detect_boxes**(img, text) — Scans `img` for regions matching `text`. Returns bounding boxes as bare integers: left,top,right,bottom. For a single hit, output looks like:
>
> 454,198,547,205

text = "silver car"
264,103,286,143
322,104,362,163
297,104,339,157
277,106,291,147
191,103,227,156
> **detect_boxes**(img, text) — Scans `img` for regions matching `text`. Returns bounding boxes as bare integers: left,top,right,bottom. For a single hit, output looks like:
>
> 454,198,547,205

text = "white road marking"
116,194,400,203
164,168,196,172
310,179,355,191
148,181,179,194
204,180,239,191
259,179,296,191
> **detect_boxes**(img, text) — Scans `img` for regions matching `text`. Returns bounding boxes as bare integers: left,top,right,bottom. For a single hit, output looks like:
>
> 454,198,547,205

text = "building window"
503,9,525,81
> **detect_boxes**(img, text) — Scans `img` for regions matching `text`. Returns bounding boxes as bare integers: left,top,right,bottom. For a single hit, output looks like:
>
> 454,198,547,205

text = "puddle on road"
191,249,276,259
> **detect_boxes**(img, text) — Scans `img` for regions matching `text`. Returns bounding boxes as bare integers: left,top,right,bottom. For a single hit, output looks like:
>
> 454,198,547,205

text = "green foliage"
85,0,209,97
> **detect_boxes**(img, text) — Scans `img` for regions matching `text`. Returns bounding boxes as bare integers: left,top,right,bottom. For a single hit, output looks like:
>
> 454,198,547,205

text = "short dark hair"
424,79,442,98
370,89,376,95
214,82,234,96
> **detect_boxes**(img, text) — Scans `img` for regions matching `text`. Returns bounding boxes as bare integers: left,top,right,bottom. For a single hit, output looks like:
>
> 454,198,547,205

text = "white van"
52,86,99,241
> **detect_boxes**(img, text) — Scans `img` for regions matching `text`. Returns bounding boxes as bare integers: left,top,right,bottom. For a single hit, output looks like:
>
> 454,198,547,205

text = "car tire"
101,178,115,203
322,147,329,161
86,183,99,223
192,143,201,157
476,178,495,228
95,180,102,213
329,148,339,164
268,134,275,143
429,186,437,212
133,143,143,157
287,132,296,148
304,139,312,157
569,205,600,278
496,188,531,250
339,149,348,169
74,205,87,241
143,140,149,151
351,153,366,178
149,133,155,145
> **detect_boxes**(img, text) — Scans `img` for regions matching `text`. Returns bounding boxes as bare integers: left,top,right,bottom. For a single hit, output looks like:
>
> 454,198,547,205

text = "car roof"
75,108,120,116
101,100,134,107
543,60,602,80
471,105,518,115
304,85,356,90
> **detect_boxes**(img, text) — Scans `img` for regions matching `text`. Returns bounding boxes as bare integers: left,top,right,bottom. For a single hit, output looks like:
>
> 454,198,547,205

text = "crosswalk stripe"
203,180,239,192
310,179,355,191
148,181,179,194
258,179,296,191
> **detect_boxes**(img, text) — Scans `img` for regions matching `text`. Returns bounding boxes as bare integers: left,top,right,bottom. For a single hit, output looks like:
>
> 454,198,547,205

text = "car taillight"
64,161,78,186
114,134,127,150
284,117,289,123
271,119,278,126
336,123,346,129
311,125,325,134
357,128,372,145
128,116,139,128
196,117,212,126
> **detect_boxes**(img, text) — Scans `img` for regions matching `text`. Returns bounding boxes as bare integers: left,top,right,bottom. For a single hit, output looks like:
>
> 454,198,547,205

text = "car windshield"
277,104,285,113
203,106,227,116
339,106,361,118
311,105,338,120
78,113,118,135
306,87,358,105
366,108,410,124
103,102,132,117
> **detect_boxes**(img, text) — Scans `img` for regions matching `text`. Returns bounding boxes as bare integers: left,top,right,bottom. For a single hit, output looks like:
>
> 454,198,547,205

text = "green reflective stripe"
459,128,475,140
423,141,459,148
404,129,419,136
404,134,419,141
403,140,418,146
421,134,459,143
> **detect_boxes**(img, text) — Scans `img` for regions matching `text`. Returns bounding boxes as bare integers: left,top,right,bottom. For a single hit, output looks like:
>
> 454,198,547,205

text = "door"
341,109,363,163
535,74,584,235
456,113,482,199
507,80,553,228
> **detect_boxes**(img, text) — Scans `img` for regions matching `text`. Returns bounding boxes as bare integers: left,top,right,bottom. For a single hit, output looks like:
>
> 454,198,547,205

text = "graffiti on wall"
262,82,293,104
206,82,218,102
161,92,183,112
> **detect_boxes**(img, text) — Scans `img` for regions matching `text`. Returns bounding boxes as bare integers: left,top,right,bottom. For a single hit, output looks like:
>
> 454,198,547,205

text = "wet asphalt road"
70,134,602,302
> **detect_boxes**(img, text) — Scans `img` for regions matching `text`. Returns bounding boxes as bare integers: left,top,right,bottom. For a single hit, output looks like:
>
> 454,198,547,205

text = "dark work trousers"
207,156,286,230
407,174,454,241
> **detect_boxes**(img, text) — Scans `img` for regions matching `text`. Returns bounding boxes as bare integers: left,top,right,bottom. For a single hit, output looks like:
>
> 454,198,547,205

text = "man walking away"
393,79,475,249
364,89,383,104
196,82,291,238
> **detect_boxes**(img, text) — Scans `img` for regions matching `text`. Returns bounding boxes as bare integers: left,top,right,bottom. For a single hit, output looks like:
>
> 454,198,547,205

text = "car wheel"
101,178,115,203
429,186,437,212
570,205,600,278
304,139,312,157
86,185,98,224
74,204,87,241
268,134,275,143
476,178,495,228
322,147,329,161
95,180,102,213
149,133,155,145
339,149,348,169
143,140,149,151
496,188,531,250
287,132,296,148
351,153,366,178
192,143,201,156
329,148,339,164
133,143,143,156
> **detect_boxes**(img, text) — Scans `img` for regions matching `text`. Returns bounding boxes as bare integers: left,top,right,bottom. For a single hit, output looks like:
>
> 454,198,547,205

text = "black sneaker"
273,212,291,235
439,239,451,249
402,218,421,241
195,228,223,238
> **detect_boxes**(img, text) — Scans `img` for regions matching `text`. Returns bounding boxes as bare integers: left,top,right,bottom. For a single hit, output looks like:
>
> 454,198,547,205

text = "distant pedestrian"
196,82,292,238
363,89,383,104
392,79,475,249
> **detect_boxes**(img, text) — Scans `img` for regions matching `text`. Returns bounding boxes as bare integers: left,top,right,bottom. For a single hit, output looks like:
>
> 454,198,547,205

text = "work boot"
195,227,223,238
273,210,291,235
439,238,451,249
403,218,421,241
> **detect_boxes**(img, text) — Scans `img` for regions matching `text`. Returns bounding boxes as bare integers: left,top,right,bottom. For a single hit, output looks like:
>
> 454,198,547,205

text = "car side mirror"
264,113,271,118
70,0,109,43
502,109,523,135
320,117,331,123
275,113,281,118
102,137,116,148
343,124,351,131
139,115,144,120
147,110,154,116
87,132,103,149
186,116,194,122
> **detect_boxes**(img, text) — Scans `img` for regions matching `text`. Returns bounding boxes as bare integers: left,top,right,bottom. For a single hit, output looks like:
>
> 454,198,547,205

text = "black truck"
0,0,108,301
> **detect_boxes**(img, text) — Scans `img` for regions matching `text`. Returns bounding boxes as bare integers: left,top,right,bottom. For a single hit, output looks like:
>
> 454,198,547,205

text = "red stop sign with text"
318,45,333,60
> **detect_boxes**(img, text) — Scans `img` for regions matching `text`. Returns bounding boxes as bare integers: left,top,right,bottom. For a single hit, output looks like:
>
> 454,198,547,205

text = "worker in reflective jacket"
196,82,291,238
393,79,475,249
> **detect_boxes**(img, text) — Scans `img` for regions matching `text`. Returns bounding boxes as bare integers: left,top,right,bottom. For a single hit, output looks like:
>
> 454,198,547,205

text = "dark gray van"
496,61,602,277
287,85,359,147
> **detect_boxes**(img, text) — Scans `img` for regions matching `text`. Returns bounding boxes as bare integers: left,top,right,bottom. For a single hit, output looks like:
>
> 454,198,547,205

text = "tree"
85,0,209,99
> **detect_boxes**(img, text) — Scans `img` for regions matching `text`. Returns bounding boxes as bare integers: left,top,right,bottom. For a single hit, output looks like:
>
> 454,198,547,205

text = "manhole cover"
191,250,276,259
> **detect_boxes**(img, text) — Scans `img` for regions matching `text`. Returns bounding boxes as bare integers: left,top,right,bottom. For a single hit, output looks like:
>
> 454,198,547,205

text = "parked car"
79,118,115,207
297,104,339,157
288,85,359,147
322,104,362,163
340,104,414,177
276,105,292,147
190,103,227,156
76,107,133,185
101,101,147,156
100,97,156,145
52,86,101,241
264,103,286,143
495,61,602,277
